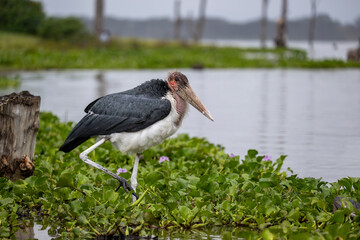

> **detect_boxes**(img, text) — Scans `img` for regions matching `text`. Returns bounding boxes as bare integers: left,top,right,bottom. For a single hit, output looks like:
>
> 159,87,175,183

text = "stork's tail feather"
59,136,89,153
59,115,94,153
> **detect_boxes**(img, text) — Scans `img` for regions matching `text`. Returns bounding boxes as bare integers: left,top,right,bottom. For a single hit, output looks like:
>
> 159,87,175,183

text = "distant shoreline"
1,31,359,70
81,14,360,41
202,39,359,60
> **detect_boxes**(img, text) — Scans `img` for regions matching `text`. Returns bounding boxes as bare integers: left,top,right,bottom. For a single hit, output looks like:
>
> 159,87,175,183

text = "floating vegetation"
0,112,360,239
0,75,20,89
1,31,359,70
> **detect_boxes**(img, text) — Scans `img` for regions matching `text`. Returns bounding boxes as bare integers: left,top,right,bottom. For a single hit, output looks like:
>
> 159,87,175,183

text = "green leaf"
187,175,200,185
25,176,37,187
275,155,286,172
316,212,332,222
287,208,300,221
57,172,75,188
76,173,89,187
0,198,14,206
259,178,275,188
179,206,192,221
77,214,88,225
265,206,276,216
247,149,258,159
145,171,164,186
333,210,345,223
35,176,48,188
262,229,274,240
71,199,82,215
103,189,118,203
222,231,232,240
338,178,352,191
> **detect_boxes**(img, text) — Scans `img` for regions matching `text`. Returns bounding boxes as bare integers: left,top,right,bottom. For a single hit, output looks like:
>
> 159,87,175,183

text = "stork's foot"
114,175,139,200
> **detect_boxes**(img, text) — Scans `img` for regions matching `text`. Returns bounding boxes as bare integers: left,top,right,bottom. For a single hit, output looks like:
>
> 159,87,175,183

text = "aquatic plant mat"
1,112,360,239
1,31,360,70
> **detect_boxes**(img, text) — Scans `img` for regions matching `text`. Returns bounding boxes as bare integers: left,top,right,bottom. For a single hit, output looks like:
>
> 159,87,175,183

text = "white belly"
109,93,187,154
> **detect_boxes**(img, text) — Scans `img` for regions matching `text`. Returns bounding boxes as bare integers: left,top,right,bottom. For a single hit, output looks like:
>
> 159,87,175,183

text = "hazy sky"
36,0,360,24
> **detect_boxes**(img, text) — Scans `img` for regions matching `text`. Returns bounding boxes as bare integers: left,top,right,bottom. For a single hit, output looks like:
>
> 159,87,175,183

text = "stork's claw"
114,176,139,200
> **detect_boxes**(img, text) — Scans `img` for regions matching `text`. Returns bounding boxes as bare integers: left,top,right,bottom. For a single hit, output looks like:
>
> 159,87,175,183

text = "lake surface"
203,39,358,60
1,69,360,183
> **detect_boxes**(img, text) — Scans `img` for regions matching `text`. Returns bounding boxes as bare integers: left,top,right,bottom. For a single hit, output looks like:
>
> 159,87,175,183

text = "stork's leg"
79,138,139,200
130,153,142,203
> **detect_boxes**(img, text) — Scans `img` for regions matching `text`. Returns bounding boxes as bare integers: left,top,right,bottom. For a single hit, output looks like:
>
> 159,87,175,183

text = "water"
203,39,358,60
15,223,54,240
14,224,245,240
1,69,360,183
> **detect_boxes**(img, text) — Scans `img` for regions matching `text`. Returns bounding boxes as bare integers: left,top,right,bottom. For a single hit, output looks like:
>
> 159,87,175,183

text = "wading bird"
59,71,213,201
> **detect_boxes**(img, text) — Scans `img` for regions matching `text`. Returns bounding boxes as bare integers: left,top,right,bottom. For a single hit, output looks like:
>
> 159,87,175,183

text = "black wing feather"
84,97,102,113
59,80,171,152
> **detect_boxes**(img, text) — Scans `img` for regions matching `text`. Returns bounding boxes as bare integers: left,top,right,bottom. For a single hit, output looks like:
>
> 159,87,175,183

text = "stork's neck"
171,92,188,126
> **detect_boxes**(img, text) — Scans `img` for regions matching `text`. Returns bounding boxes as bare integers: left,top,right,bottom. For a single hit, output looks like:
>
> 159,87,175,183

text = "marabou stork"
59,71,213,201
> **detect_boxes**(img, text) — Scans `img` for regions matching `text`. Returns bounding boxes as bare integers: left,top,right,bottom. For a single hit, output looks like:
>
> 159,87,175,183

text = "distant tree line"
81,15,359,42
0,0,89,41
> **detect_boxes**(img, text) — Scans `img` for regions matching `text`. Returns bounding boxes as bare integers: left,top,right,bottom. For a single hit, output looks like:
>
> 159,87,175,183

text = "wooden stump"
0,91,41,180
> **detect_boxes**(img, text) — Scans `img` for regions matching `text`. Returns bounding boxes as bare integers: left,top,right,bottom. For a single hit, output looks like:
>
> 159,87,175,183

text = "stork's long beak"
178,85,214,121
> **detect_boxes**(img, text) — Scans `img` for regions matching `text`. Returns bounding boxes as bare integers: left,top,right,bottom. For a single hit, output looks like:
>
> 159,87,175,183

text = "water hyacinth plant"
262,155,272,161
0,75,20,89
116,167,127,174
0,112,359,239
1,31,360,70
159,156,170,163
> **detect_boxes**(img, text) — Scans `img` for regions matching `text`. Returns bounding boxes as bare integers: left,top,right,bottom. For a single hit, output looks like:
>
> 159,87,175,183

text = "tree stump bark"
0,91,41,180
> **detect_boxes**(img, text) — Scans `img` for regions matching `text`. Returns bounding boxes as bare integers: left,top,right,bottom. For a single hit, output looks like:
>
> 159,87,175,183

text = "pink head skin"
167,72,214,121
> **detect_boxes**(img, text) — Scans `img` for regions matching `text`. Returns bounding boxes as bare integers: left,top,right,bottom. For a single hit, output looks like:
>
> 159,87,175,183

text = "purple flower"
117,167,127,175
159,156,170,163
229,153,235,158
262,155,272,161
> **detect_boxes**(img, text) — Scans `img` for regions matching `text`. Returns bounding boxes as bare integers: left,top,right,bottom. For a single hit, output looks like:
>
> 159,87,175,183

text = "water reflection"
305,73,315,168
155,226,256,239
277,72,287,154
15,223,55,240
15,223,253,240
258,71,269,153
95,71,107,98
15,227,34,239
1,69,360,182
